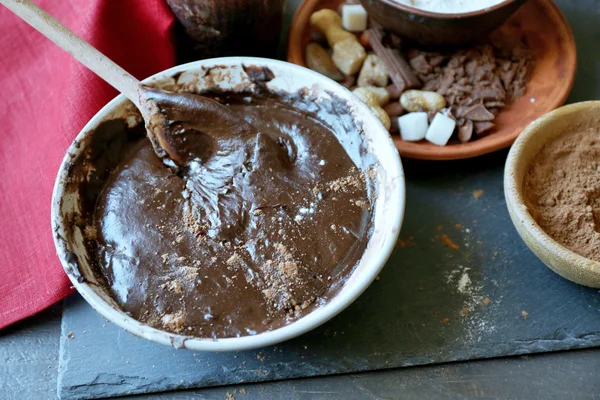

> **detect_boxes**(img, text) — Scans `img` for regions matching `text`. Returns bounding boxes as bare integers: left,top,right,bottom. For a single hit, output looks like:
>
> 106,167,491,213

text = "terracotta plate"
288,0,577,160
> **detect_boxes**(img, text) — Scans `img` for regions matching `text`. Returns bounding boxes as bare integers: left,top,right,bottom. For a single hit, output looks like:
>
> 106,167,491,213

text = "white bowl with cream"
394,0,507,14
51,57,405,351
359,0,526,45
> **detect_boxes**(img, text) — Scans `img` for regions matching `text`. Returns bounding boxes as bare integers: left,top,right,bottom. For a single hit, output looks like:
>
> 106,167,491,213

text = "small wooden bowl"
505,102,600,288
359,0,525,46
288,0,577,160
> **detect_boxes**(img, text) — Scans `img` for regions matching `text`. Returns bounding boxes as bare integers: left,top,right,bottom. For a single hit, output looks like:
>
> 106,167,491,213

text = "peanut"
353,87,391,130
400,90,446,112
332,38,366,76
357,54,388,88
310,9,355,48
306,43,344,81
364,86,390,106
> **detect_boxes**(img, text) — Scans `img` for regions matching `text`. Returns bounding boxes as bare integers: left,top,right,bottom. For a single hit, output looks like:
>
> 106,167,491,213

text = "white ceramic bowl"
51,57,405,351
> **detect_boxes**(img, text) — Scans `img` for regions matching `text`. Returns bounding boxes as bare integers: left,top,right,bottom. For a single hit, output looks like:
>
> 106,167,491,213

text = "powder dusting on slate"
446,265,497,342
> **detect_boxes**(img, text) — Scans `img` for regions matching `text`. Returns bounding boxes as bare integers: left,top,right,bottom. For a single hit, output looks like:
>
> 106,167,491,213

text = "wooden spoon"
0,0,257,167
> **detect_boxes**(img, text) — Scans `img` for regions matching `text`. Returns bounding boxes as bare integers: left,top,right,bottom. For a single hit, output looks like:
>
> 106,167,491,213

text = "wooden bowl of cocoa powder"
505,101,600,288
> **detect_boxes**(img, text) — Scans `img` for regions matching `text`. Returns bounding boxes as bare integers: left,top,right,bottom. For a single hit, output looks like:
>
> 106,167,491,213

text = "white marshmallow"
425,113,456,146
398,112,428,141
342,4,368,32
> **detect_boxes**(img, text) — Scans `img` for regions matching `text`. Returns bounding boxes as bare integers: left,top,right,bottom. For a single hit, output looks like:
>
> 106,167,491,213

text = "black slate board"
58,151,600,400
120,348,600,400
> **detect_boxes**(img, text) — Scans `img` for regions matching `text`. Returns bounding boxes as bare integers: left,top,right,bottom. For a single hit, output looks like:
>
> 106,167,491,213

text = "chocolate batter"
83,90,373,338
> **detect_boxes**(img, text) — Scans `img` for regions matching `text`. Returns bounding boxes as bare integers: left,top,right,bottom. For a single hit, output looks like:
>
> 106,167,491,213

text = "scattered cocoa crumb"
455,223,463,230
84,225,97,240
482,297,491,306
328,169,365,193
161,311,185,333
227,253,242,265
166,280,183,294
180,266,199,281
375,276,380,281
280,261,299,278
440,234,460,250
66,332,75,339
366,167,377,179
396,236,415,248
252,243,308,313
182,207,208,237
461,307,470,315
442,318,450,324
353,199,371,210
472,189,484,199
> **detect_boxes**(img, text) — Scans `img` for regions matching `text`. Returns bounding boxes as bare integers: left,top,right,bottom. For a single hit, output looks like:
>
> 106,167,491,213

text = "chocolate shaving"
458,120,474,143
397,40,533,142
365,28,421,92
340,75,356,89
242,65,275,84
386,83,403,99
463,104,495,122
426,110,437,123
474,121,495,135
484,101,505,109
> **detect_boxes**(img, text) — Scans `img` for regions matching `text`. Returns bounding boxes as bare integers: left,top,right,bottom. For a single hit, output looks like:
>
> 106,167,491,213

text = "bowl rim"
51,56,406,351
370,0,523,19
504,101,600,284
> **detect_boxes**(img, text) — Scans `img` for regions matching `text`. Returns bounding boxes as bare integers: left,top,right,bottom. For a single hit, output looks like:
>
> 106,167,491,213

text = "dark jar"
166,0,285,59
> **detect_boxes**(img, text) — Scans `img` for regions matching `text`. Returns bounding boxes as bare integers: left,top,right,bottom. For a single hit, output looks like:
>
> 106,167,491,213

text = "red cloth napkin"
0,0,175,330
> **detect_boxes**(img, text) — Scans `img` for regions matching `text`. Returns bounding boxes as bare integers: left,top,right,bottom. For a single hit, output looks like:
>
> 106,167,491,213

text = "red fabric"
0,0,176,329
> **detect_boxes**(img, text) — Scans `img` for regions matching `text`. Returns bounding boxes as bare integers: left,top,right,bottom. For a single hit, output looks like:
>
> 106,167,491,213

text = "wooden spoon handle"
0,0,142,108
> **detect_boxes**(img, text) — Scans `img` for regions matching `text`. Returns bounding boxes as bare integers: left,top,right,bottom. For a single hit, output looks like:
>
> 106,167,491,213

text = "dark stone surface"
58,149,600,400
5,303,600,400
0,304,62,400
121,349,600,400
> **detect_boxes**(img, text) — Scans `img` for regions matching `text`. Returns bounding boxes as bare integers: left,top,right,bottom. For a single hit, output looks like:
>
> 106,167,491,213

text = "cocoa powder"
523,124,600,261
